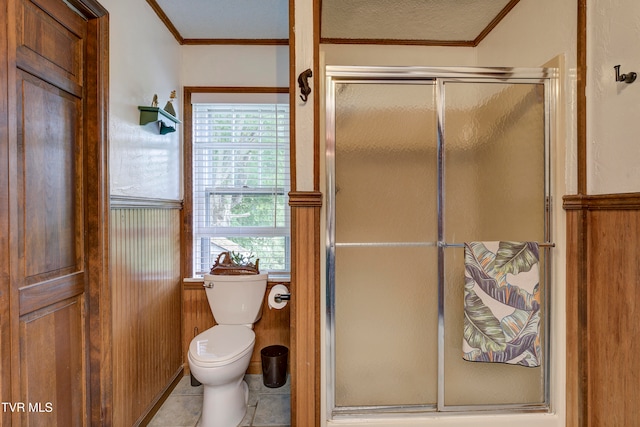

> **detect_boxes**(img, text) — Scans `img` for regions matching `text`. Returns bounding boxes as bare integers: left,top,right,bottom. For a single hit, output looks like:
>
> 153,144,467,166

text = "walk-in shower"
325,66,556,419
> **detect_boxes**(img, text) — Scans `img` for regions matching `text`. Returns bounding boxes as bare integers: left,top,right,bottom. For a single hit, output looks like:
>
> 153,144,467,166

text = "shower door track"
325,65,557,420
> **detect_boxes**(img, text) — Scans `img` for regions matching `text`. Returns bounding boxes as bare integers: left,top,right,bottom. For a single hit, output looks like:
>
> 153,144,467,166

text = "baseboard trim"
136,366,185,426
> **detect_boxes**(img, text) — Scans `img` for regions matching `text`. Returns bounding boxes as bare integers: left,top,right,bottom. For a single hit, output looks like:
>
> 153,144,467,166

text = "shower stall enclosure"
324,66,556,419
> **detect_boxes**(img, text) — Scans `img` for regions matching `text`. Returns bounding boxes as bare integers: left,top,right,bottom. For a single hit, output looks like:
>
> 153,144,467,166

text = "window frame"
182,87,291,278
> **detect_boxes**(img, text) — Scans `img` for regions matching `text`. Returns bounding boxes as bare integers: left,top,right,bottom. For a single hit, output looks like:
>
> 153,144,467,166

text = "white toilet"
188,273,268,427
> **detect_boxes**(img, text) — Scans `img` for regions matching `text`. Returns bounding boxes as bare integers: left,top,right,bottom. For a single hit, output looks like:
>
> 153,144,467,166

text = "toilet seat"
189,325,255,367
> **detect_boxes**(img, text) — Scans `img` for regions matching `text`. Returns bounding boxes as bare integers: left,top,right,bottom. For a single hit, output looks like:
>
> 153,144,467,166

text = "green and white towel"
462,241,541,367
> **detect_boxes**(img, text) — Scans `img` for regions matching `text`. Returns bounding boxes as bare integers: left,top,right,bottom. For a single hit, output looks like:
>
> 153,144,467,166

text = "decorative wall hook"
614,65,637,84
298,69,312,102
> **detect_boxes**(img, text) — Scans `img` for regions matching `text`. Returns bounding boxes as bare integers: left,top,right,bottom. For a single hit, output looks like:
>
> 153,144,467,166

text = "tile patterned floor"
147,374,290,427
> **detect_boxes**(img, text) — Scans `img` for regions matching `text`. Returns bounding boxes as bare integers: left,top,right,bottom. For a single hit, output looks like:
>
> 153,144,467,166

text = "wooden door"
9,0,89,424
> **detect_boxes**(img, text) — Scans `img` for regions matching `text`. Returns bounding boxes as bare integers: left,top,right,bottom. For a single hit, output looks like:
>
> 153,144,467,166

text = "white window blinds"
192,101,290,275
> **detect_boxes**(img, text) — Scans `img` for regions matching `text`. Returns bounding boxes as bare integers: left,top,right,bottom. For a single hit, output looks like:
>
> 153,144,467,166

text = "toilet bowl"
188,273,268,427
189,324,255,427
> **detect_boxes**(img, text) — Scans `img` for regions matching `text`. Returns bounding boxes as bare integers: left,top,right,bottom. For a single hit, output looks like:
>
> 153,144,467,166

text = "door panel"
20,297,85,427
19,72,82,281
16,0,84,97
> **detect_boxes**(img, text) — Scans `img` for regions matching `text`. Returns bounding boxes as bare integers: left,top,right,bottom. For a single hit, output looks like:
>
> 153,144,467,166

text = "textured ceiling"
152,0,517,43
321,0,513,42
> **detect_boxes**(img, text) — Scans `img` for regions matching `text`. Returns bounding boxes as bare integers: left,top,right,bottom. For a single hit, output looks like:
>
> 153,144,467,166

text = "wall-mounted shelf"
138,106,181,135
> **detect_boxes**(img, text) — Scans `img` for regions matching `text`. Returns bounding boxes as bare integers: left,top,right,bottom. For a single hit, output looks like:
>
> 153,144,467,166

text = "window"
191,92,290,276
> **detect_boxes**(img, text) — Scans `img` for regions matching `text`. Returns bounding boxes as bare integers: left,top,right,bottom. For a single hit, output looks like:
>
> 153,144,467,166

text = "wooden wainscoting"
110,198,183,426
564,193,640,427
289,191,322,427
183,280,291,375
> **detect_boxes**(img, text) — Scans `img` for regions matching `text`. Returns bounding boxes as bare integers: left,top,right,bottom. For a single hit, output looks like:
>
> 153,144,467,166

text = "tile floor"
147,374,290,427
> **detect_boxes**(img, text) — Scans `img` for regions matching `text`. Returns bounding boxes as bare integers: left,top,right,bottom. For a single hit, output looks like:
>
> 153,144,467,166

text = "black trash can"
261,345,288,388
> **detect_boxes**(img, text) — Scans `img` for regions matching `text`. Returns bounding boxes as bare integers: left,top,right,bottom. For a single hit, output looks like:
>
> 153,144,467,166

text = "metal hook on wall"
614,65,637,84
298,68,312,102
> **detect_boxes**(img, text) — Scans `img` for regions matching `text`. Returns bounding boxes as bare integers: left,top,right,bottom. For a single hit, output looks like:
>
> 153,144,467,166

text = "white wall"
475,0,576,69
587,0,640,194
181,45,288,87
105,0,288,200
104,0,182,200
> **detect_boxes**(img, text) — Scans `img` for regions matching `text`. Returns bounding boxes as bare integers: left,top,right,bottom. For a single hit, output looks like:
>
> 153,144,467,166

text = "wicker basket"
209,251,260,275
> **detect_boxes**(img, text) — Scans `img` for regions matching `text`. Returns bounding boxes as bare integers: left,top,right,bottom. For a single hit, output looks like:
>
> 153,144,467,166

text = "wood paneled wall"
183,280,291,375
110,199,183,426
564,193,640,427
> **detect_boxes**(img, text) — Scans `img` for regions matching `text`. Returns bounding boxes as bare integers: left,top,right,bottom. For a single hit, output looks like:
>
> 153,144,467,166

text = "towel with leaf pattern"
462,241,541,367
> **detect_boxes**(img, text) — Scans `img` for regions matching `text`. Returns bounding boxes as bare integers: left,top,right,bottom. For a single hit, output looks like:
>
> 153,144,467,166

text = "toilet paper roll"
268,284,289,310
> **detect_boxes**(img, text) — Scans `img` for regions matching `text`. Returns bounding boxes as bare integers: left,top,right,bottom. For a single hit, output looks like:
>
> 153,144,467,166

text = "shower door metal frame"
325,66,557,420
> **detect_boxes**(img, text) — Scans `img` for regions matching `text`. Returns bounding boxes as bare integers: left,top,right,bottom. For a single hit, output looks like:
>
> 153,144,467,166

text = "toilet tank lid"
189,325,255,366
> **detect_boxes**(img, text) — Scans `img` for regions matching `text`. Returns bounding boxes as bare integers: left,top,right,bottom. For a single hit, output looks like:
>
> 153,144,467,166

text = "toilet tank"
203,273,268,325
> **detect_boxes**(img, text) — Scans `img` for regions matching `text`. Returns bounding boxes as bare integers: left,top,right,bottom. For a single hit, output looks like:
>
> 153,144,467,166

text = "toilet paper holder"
274,292,291,303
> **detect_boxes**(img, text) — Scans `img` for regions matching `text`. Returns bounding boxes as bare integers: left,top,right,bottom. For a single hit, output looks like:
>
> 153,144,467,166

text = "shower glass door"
329,81,439,408
326,67,555,418
442,81,547,407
